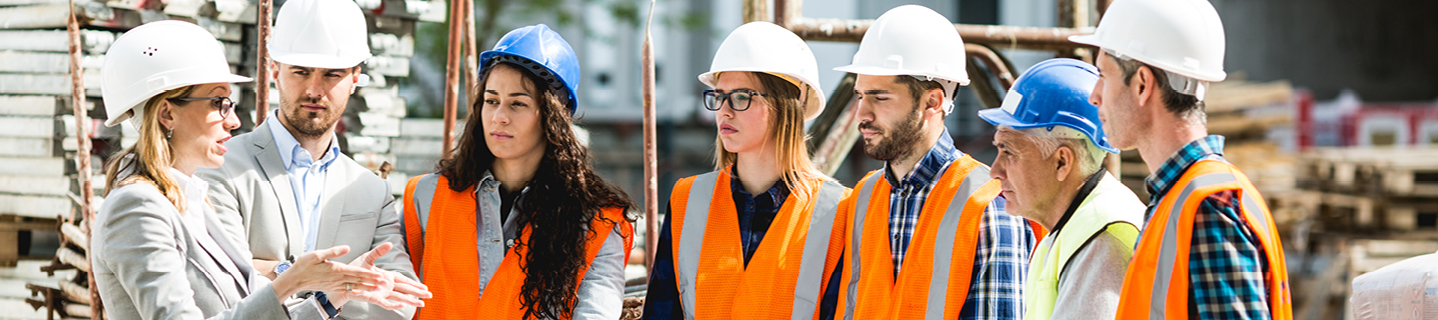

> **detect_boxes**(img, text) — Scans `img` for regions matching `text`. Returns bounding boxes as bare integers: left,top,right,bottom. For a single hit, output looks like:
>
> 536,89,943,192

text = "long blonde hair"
103,85,199,213
713,71,829,197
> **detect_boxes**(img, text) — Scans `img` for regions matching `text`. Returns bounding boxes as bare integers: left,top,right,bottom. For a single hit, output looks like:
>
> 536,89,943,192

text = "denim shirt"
472,170,627,319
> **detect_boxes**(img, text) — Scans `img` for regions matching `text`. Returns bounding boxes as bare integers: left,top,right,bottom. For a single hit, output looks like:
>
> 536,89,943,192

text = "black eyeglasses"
702,89,768,112
167,96,235,120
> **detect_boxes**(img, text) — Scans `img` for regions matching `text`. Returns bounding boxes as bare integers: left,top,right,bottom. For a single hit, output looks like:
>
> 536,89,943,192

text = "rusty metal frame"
772,0,1094,51
640,0,659,273
440,0,468,159
255,0,273,125
64,0,102,317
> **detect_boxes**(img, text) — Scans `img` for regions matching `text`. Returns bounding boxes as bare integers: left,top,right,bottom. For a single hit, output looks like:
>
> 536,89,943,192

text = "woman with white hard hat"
91,20,427,320
642,21,851,320
400,24,636,320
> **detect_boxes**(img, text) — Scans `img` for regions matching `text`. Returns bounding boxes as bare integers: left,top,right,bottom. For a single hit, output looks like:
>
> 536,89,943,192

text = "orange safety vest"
668,170,849,320
1115,160,1292,320
401,174,634,320
836,156,1037,320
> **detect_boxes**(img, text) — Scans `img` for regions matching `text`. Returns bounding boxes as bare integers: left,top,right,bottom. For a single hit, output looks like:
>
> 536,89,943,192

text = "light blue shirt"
266,112,339,253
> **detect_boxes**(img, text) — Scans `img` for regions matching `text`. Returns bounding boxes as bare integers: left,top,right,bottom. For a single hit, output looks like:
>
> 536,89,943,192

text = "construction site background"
1,0,1436,319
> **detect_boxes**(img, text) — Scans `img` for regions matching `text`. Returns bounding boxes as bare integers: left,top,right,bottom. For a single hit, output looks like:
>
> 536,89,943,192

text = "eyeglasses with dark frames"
702,89,768,112
167,96,235,120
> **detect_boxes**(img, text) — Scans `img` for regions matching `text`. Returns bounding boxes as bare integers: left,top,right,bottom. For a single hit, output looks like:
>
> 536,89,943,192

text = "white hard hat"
101,20,252,128
834,5,968,113
1069,0,1226,83
699,21,826,120
269,0,372,69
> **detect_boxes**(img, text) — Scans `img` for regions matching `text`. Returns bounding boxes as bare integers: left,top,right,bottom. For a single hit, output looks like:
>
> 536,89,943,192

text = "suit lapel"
204,212,254,294
251,121,307,256
178,210,250,297
313,160,348,251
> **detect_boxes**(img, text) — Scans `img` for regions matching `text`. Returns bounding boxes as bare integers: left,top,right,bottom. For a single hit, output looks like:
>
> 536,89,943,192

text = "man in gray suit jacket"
198,0,418,319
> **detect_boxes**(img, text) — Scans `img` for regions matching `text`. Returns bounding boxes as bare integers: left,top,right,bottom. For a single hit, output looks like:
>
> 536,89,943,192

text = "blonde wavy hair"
713,71,829,197
103,85,200,213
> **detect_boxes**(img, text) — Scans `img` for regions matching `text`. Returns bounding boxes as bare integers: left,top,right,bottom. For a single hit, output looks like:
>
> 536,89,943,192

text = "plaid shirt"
882,131,1034,320
643,171,842,319
1143,135,1272,320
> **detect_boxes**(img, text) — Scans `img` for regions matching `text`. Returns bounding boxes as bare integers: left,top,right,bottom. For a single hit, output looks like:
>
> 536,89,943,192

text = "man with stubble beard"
832,5,1037,320
198,0,425,318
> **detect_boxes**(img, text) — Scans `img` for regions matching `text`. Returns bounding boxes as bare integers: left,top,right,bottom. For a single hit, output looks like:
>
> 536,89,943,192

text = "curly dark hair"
435,62,637,319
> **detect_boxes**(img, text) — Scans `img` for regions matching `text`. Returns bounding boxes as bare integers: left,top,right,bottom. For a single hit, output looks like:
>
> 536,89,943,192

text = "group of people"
88,0,1291,319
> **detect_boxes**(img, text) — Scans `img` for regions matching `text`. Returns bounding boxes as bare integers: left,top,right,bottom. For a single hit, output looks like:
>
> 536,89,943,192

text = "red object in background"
1295,90,1438,148
1297,90,1314,150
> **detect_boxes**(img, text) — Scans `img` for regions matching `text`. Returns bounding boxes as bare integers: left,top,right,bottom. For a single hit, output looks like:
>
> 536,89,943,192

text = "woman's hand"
269,245,386,300
324,242,432,310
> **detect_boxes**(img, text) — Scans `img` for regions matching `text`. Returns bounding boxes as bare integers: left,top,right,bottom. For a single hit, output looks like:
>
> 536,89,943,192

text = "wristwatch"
273,259,293,276
273,256,340,318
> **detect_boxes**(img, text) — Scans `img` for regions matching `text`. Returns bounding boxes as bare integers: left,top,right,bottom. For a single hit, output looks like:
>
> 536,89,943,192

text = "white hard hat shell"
268,0,373,69
1069,0,1226,82
101,20,252,127
699,22,826,120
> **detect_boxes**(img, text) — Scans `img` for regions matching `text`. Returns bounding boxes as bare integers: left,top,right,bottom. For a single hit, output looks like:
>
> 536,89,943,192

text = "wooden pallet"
1299,147,1438,197
0,216,57,267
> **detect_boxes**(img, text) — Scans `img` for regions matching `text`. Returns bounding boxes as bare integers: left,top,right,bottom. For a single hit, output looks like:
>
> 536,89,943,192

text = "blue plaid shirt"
643,171,842,319
1143,135,1272,320
882,131,1034,320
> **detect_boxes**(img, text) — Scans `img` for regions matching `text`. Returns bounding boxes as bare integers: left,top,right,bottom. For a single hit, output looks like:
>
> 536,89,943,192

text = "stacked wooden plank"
23,219,98,320
331,0,442,176
0,2,121,268
1,260,77,320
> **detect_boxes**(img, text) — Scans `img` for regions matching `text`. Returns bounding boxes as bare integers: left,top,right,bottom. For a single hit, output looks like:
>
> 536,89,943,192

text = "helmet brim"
698,69,827,121
832,65,972,86
1067,34,1226,82
270,51,370,70
978,108,1120,153
103,73,253,127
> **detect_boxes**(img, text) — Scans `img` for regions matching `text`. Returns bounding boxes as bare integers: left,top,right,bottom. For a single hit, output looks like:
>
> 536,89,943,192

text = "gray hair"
1000,125,1107,177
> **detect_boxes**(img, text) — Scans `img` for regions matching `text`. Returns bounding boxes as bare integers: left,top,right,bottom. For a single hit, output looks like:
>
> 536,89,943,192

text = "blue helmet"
479,24,581,114
978,58,1118,153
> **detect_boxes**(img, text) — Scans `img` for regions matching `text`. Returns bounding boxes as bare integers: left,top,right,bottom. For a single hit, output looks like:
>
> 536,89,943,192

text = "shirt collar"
1144,135,1227,199
884,129,963,188
165,166,209,206
266,110,340,171
728,165,790,204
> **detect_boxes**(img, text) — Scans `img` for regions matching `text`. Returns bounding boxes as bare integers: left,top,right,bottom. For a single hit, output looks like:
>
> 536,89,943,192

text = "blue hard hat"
479,24,581,114
978,58,1118,153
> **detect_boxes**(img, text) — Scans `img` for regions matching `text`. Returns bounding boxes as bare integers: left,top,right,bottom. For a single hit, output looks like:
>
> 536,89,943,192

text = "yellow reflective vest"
1024,172,1144,320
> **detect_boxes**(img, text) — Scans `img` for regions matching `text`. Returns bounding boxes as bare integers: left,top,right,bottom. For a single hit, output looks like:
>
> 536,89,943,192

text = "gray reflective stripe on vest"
1151,173,1237,318
843,175,879,320
789,180,845,320
409,174,441,279
923,165,991,320
675,172,721,320
674,173,845,320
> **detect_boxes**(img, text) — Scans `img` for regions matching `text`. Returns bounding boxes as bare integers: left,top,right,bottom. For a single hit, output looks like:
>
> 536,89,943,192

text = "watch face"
274,262,291,275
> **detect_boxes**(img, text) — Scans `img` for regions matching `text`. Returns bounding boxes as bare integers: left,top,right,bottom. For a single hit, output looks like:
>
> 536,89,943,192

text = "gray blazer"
198,121,416,320
93,180,326,320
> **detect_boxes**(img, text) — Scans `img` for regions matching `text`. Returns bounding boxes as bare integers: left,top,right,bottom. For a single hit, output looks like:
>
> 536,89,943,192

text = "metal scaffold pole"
641,0,659,274
64,0,101,316
256,0,273,125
